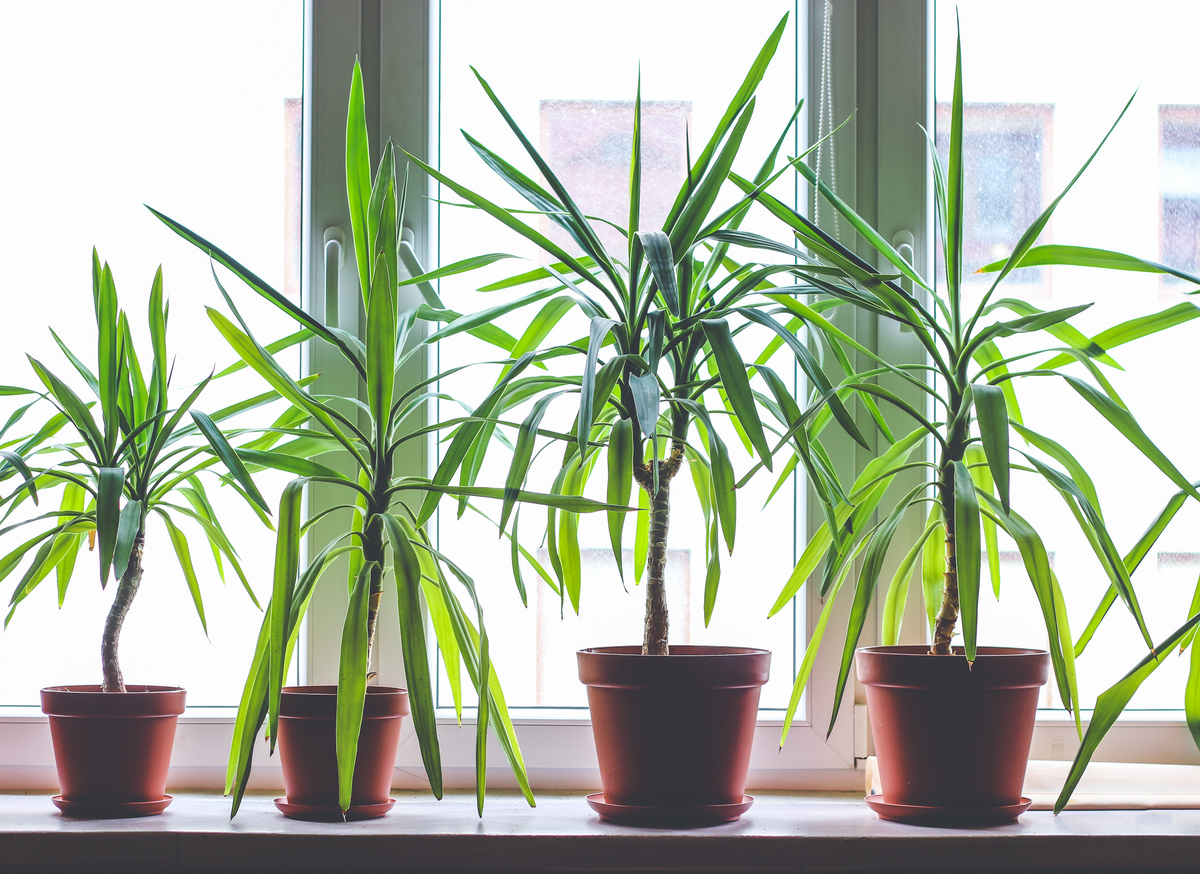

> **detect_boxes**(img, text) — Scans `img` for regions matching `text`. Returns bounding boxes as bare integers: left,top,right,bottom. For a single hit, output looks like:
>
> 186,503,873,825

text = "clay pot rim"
279,684,411,719
40,685,186,694
856,645,1050,690
578,645,770,658
578,645,771,690
280,685,409,695
41,685,186,718
856,645,1049,658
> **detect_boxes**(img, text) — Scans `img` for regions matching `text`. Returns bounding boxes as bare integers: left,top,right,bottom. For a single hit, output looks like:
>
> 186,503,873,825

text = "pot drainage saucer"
274,798,396,821
586,793,753,827
865,794,1032,826
52,795,172,818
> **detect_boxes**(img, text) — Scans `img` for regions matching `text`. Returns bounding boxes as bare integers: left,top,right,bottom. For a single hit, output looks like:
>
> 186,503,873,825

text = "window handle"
323,227,344,329
892,231,916,333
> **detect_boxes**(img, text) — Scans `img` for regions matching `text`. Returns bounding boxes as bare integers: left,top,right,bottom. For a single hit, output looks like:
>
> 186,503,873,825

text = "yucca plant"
753,26,1200,810
0,251,281,692
151,60,627,816
397,13,870,655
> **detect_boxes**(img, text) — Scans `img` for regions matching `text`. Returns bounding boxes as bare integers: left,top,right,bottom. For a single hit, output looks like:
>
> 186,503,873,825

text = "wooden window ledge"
1,791,1199,873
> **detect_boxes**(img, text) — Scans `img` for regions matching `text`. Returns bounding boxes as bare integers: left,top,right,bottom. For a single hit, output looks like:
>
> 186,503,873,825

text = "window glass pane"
935,0,1200,711
0,0,304,707
435,0,803,713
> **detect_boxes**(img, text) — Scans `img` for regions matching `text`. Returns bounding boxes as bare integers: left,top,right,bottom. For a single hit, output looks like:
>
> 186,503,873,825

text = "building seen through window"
1161,105,1200,284
936,102,1052,292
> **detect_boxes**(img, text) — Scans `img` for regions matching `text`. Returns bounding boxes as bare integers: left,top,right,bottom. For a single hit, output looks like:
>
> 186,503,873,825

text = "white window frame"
2,0,1192,795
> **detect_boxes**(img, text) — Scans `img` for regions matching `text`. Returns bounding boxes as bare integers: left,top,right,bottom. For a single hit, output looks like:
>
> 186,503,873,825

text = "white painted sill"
0,792,1199,873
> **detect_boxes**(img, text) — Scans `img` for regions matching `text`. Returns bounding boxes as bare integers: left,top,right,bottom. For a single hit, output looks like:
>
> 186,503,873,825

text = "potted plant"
750,26,1200,824
152,60,626,820
0,252,284,817
398,13,867,826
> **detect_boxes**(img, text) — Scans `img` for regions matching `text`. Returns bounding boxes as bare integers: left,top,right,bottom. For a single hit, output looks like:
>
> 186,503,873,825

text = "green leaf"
416,354,537,526
829,485,923,736
578,318,618,460
54,482,86,606
633,485,650,585
27,357,104,459
0,451,37,507
499,391,568,535
191,411,271,514
148,265,169,411
702,319,772,470
95,467,125,588
636,230,680,315
945,27,965,312
382,515,442,798
95,260,120,457
206,309,368,473
558,459,584,614
1039,302,1200,370
366,253,397,429
979,244,1200,286
149,208,366,380
1061,374,1200,502
627,373,660,444
336,560,373,812
159,510,205,635
234,448,347,481
404,151,611,301
973,385,1010,513
779,534,870,748
921,503,947,637
267,478,307,750
1054,612,1200,814
669,97,757,260
112,500,143,582
465,71,621,293
410,482,630,515
1011,422,1102,519
606,418,634,583
978,495,1075,713
953,460,981,664
966,445,1002,601
345,59,373,303
1023,454,1154,652
737,307,868,450
882,520,941,646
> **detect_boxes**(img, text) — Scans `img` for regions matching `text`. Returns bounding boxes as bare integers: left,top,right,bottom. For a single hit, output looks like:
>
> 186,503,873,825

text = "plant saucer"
865,794,1032,826
586,793,753,827
273,798,395,821
52,794,172,818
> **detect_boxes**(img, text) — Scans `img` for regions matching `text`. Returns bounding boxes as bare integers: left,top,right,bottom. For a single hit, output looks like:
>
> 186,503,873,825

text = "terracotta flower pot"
40,685,186,818
274,685,409,821
577,645,770,826
857,645,1049,825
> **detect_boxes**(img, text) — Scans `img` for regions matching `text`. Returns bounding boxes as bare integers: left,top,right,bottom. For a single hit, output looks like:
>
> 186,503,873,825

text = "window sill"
2,792,1199,873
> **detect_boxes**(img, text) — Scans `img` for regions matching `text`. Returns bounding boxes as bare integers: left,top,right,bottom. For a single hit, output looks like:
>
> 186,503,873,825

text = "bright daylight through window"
432,0,805,716
0,1,304,708
936,1,1200,716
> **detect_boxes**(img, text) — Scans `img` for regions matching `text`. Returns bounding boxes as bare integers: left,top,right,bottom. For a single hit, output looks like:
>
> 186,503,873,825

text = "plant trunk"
101,528,145,693
931,386,969,655
634,441,685,656
363,511,386,673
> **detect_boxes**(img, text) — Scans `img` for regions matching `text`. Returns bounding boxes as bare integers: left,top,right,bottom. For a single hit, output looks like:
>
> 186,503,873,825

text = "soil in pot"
40,685,186,818
857,645,1049,825
577,645,770,826
275,685,409,821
